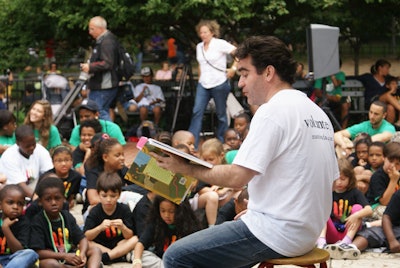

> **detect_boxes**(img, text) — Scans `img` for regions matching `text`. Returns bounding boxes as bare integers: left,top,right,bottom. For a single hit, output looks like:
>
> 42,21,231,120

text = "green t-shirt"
0,134,15,146
34,125,62,150
314,71,346,102
225,150,238,164
0,134,16,157
69,119,126,147
347,120,396,140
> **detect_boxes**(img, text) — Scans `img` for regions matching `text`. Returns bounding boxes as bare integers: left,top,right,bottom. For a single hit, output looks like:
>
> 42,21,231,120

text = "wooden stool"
258,248,330,268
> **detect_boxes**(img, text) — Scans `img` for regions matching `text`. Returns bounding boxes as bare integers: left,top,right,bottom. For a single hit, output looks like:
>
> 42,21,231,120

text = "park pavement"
69,142,400,267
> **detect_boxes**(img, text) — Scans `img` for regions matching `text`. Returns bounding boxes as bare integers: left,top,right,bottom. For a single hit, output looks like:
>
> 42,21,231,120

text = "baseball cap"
78,99,99,112
141,67,153,76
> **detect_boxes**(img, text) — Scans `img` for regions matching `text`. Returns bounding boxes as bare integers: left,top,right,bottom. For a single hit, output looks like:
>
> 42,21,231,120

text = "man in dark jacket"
80,16,119,121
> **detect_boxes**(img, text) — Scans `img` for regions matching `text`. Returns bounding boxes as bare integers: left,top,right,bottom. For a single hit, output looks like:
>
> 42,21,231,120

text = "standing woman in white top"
188,20,237,148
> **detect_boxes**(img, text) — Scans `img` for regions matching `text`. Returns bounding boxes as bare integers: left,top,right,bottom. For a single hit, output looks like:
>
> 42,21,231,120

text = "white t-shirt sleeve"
37,144,54,175
2,146,30,185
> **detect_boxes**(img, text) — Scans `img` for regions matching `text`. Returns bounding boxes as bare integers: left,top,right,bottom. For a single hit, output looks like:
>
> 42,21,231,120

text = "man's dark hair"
234,36,297,84
370,100,387,113
15,124,34,142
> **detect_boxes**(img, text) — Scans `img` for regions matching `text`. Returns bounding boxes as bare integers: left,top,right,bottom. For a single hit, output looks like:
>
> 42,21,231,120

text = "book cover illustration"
125,137,212,204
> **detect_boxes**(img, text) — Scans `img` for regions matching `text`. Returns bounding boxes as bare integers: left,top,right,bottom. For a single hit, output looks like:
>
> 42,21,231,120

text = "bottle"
144,86,150,97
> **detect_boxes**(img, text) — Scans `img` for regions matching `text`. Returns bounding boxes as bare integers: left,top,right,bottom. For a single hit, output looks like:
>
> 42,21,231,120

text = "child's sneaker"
316,242,327,249
325,241,360,260
316,237,327,249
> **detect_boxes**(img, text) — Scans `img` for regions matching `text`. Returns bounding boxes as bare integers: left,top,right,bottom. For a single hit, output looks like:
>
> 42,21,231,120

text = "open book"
125,137,212,204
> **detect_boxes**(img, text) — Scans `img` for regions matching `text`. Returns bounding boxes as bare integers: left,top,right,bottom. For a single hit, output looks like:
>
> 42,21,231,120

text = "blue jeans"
163,220,284,268
188,80,231,148
0,249,38,268
89,87,118,121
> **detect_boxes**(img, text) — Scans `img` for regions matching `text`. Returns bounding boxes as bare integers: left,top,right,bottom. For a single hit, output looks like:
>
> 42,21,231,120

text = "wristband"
133,258,142,265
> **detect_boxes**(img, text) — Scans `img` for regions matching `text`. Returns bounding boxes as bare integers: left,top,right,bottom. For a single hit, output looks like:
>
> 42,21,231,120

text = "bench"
341,79,366,115
293,78,368,122
118,78,369,133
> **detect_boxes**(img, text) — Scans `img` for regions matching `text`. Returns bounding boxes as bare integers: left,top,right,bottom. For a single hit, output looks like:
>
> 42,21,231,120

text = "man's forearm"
182,163,255,189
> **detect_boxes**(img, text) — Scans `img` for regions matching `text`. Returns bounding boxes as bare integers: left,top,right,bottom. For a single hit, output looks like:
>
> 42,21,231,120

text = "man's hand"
80,63,89,73
150,151,191,175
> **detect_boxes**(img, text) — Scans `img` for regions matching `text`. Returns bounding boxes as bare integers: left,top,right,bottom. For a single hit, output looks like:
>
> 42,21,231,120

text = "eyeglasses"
54,158,72,164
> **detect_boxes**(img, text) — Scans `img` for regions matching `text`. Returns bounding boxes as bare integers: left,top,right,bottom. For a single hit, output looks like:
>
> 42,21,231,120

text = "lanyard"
43,211,70,255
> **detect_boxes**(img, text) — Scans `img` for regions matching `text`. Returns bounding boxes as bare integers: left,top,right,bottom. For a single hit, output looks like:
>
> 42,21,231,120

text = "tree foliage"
0,0,398,74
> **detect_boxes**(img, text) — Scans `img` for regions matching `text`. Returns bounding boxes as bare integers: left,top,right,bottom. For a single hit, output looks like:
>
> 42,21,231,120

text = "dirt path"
301,57,400,77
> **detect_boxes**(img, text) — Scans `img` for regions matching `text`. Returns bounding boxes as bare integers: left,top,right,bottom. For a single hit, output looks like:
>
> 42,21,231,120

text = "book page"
126,149,198,204
146,138,213,168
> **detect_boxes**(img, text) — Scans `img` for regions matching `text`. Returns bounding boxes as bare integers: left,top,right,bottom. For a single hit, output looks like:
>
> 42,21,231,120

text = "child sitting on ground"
233,113,250,141
318,158,372,260
216,187,248,224
351,138,371,169
352,189,400,254
367,141,400,220
0,124,53,198
84,134,146,215
84,172,138,265
223,128,242,152
72,119,102,176
199,138,240,207
0,185,38,267
368,141,385,173
171,130,196,156
355,141,385,195
132,195,200,267
42,146,82,208
29,176,102,267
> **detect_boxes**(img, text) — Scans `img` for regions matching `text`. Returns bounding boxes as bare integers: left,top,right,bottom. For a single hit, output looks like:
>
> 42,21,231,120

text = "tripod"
320,77,342,130
170,63,194,133
53,74,87,126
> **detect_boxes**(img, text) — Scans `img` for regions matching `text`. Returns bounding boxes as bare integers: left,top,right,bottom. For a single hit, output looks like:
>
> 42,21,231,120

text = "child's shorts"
356,225,400,248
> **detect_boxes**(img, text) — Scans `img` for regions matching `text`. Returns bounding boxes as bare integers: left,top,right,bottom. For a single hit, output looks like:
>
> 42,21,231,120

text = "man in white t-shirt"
0,125,53,198
155,36,339,267
132,67,165,126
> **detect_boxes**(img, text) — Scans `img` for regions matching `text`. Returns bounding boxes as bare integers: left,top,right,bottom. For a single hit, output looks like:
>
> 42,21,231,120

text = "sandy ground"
306,57,400,77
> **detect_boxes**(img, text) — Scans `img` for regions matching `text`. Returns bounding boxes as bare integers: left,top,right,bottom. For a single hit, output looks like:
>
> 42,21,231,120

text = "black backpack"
115,40,135,81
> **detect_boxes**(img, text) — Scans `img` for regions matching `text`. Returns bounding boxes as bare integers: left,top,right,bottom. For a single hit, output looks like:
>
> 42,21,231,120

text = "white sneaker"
325,242,360,260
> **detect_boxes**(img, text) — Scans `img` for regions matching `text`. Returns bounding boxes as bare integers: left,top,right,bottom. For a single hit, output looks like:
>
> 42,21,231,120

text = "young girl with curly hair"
132,195,200,267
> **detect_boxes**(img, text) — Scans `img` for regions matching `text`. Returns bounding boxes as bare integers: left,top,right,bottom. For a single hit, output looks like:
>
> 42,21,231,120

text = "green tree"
0,0,398,75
